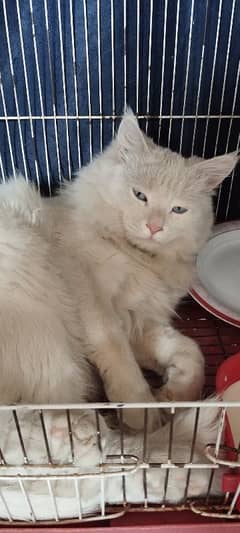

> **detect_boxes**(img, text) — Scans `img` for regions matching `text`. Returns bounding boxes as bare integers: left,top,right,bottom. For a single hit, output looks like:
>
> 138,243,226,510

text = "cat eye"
171,206,188,214
132,188,147,203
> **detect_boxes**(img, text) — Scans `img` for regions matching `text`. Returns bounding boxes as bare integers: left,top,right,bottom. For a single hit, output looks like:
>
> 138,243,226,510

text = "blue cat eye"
132,188,147,203
172,206,188,214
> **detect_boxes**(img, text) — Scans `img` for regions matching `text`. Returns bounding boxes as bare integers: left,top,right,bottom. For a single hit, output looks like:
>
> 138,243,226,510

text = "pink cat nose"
146,222,163,235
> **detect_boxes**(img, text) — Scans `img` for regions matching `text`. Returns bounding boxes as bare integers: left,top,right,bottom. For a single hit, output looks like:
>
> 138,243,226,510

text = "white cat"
0,110,237,431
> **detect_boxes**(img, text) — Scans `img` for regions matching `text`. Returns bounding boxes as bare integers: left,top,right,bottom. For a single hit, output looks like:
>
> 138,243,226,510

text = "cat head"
102,109,238,256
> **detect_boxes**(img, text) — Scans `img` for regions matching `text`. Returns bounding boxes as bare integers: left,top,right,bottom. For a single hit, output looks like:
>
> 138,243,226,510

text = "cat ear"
117,108,148,161
192,152,239,191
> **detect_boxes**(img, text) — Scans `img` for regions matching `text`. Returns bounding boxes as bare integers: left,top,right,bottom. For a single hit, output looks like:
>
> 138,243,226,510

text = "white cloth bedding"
0,406,222,521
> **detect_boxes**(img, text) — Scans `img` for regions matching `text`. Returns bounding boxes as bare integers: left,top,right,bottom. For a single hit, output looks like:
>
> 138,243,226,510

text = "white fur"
0,111,238,431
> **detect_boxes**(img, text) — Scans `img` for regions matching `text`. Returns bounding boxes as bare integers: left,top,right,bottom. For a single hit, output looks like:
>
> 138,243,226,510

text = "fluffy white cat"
0,110,237,431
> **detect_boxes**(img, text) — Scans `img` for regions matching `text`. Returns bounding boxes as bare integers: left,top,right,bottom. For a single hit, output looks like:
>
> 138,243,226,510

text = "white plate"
190,221,240,327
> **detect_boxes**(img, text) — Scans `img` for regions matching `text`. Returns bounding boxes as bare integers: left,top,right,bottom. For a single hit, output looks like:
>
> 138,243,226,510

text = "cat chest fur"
93,241,190,316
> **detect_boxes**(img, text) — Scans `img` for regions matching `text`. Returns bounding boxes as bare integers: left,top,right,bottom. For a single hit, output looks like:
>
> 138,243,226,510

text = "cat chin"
126,231,179,254
125,234,161,255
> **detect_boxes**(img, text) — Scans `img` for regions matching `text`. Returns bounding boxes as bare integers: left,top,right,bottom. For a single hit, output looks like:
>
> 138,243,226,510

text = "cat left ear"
193,152,239,191
117,108,148,162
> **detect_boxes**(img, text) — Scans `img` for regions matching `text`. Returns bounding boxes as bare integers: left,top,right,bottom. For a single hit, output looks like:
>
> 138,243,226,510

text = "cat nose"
146,222,163,235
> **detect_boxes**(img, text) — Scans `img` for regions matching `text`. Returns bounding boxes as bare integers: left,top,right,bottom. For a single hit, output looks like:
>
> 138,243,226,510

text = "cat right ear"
192,151,239,192
117,108,148,162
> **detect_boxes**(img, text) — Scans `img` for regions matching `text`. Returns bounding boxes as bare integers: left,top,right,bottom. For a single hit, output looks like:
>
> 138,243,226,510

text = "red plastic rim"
190,288,240,328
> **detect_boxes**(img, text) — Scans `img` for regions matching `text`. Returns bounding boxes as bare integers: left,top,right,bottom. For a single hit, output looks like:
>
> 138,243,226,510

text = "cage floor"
175,298,240,397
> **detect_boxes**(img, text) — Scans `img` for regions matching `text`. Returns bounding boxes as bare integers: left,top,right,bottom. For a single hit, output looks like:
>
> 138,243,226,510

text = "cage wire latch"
191,442,240,519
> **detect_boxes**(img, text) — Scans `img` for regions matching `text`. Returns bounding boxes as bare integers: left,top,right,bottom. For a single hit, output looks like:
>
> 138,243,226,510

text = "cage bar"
157,0,168,142
66,409,74,463
97,0,103,153
110,0,116,137
82,0,93,160
202,0,223,156
135,0,140,115
47,479,59,521
69,0,82,168
162,407,175,503
29,0,51,192
57,0,72,180
183,407,200,500
16,0,40,187
2,0,29,181
74,478,82,520
142,408,149,508
18,478,36,522
43,0,62,182
0,487,13,522
146,0,153,134
191,0,209,155
167,0,180,146
39,410,52,465
12,410,29,465
179,0,195,153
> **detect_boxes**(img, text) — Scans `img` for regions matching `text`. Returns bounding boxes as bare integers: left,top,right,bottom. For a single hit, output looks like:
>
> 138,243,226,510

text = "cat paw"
154,384,195,403
155,385,174,402
121,406,161,432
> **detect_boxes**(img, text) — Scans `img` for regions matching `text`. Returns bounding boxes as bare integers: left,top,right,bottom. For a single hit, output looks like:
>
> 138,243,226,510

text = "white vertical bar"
179,0,195,153
123,0,127,111
191,1,209,156
0,153,5,183
18,479,36,521
0,488,12,521
100,478,105,517
146,0,154,134
97,0,103,153
215,0,237,217
202,0,223,156
214,0,236,157
74,479,82,520
0,74,16,179
83,0,93,160
43,0,62,182
110,0,115,138
95,410,105,516
29,0,51,194
228,483,240,516
16,0,40,187
47,479,59,521
157,0,168,143
225,131,240,220
2,0,28,180
215,408,226,457
225,61,240,151
136,0,140,115
57,0,72,179
167,0,180,146
69,0,81,168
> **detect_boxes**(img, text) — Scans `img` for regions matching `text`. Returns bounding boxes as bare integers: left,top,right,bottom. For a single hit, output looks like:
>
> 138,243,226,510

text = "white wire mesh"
0,402,239,523
0,0,239,216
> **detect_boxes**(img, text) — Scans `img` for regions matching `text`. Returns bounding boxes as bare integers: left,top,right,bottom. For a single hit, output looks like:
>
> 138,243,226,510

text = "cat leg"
78,286,161,431
90,334,161,430
134,323,204,402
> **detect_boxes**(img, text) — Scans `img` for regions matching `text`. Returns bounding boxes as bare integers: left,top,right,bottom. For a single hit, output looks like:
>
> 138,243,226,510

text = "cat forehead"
126,152,191,193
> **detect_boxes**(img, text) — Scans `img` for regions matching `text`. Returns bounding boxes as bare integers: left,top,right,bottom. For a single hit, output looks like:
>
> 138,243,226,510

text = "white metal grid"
0,0,239,217
0,402,239,523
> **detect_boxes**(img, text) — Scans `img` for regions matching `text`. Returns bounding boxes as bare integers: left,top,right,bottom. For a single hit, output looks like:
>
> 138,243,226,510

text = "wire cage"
0,0,240,528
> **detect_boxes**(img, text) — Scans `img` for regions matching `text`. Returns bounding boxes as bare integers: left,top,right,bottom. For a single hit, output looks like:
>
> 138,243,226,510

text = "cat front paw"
121,405,161,433
154,384,199,402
